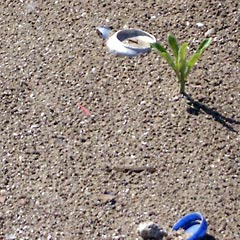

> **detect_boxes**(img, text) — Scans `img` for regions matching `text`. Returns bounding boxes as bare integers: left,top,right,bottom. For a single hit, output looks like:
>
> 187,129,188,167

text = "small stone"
205,28,215,37
6,234,16,240
0,189,7,204
94,193,116,203
137,221,167,240
196,22,204,28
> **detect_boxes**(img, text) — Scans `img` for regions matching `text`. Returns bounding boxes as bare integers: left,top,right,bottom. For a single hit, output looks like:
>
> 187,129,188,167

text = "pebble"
205,28,215,37
196,22,204,28
0,189,7,203
137,221,167,240
6,234,16,240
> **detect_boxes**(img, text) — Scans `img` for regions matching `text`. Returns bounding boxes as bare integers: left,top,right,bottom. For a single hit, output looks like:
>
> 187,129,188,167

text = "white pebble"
137,221,167,240
196,22,204,28
205,28,215,37
6,234,16,240
91,67,96,74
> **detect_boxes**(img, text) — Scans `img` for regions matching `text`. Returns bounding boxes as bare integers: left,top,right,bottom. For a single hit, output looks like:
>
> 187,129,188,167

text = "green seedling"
151,35,211,94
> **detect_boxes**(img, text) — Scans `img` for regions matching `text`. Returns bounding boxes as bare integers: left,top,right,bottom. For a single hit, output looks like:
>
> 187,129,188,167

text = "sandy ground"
0,0,239,239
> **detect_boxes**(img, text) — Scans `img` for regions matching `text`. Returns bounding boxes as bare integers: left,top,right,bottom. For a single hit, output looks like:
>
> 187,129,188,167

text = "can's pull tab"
96,26,112,40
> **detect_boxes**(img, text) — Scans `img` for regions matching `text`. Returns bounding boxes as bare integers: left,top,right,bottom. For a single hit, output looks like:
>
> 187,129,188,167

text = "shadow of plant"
183,93,240,133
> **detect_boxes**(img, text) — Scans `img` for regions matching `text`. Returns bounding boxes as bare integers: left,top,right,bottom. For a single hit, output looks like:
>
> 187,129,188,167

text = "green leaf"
150,42,166,53
196,38,212,55
188,38,212,69
188,52,201,69
176,42,188,72
151,42,176,70
179,42,188,61
180,60,187,81
183,64,190,80
168,35,179,60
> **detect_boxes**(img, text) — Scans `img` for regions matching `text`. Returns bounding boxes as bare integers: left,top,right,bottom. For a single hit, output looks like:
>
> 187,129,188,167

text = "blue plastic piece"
172,212,208,240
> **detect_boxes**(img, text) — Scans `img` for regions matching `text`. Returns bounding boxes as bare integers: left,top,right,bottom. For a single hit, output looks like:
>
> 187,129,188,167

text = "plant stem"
179,78,185,94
